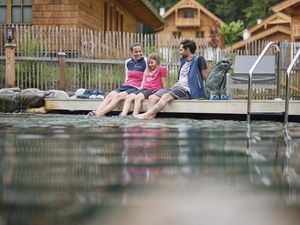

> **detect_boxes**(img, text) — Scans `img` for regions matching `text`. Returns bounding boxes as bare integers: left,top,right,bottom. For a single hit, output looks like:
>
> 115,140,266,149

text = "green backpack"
205,58,232,98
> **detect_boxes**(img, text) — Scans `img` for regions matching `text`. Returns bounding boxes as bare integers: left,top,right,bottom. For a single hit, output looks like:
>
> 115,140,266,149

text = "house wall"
262,32,291,42
159,11,223,47
79,0,137,32
32,0,79,26
32,0,138,32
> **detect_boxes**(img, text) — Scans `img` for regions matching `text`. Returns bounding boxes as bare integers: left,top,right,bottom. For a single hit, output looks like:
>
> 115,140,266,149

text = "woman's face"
147,59,157,71
132,46,143,61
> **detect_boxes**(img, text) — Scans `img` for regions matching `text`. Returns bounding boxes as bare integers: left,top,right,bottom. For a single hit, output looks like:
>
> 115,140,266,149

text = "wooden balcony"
175,17,200,27
293,25,300,38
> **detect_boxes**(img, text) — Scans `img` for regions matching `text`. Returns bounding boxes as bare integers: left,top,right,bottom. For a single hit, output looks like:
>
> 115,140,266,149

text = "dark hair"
148,53,160,65
130,42,142,52
180,39,197,54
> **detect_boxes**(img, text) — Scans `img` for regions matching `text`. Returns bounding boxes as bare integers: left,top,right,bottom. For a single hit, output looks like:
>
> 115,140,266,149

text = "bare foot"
87,111,97,116
134,113,150,120
87,111,105,116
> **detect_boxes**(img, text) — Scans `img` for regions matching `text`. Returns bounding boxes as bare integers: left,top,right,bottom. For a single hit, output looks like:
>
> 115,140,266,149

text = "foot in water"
133,113,151,120
87,111,104,116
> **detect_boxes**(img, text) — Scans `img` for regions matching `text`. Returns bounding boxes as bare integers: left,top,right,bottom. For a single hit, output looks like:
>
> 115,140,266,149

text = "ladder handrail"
284,48,300,125
247,41,280,123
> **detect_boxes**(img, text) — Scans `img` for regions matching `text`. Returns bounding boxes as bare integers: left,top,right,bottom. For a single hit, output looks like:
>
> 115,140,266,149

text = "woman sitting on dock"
88,42,147,116
120,53,167,117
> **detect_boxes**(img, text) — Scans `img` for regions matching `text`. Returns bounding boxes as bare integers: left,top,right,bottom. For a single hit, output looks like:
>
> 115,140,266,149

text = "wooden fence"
0,25,210,92
0,25,300,99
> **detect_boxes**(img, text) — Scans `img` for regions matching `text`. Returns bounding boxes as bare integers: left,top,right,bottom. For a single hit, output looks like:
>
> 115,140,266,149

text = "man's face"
179,45,189,58
132,46,143,61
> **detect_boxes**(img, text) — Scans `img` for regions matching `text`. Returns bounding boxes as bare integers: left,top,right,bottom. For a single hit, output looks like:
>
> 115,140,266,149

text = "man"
88,42,147,116
134,39,208,119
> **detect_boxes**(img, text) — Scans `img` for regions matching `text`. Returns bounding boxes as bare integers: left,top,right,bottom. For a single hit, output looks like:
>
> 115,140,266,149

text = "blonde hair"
148,53,160,66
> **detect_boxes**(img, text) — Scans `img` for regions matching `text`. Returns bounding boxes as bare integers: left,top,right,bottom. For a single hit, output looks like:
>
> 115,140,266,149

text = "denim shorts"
114,85,138,94
154,86,191,100
134,89,156,99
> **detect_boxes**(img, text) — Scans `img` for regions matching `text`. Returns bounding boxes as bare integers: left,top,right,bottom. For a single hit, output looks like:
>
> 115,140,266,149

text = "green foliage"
244,0,281,27
218,20,245,47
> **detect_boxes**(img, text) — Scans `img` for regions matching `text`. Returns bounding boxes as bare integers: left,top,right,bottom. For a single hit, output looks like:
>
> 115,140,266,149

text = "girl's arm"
161,76,167,88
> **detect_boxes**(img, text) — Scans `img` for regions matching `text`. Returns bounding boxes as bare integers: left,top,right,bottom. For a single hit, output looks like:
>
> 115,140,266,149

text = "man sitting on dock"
135,39,208,119
88,42,147,116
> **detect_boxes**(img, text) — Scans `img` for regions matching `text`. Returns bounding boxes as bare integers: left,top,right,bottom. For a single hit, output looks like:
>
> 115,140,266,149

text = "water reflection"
0,113,300,224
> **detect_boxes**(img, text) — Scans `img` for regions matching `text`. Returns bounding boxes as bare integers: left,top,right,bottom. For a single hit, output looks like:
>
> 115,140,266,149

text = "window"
172,31,181,38
183,10,195,18
0,0,32,24
196,31,204,38
103,1,123,32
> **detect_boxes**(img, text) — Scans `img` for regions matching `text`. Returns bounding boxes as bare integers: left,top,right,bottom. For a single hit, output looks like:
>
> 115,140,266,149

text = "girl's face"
147,59,158,71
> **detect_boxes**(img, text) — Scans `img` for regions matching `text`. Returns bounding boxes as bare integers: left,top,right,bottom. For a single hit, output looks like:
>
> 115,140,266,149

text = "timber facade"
158,0,224,48
232,0,300,50
0,0,164,33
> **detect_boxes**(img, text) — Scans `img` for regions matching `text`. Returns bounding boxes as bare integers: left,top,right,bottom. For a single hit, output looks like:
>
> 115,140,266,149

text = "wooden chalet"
0,0,164,33
158,0,224,48
231,0,300,51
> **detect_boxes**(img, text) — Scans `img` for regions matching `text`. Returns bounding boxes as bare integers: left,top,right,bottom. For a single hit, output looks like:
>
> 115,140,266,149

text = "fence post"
5,43,16,88
58,52,66,91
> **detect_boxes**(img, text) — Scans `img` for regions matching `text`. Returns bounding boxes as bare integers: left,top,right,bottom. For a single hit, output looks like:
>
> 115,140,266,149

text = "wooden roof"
250,12,291,34
271,0,300,13
230,25,291,50
163,0,224,25
116,0,164,30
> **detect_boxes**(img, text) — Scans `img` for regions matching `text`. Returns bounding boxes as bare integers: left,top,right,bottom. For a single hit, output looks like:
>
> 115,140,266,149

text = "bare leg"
120,93,136,116
134,93,175,119
88,91,118,115
132,93,145,116
95,92,128,116
145,94,160,118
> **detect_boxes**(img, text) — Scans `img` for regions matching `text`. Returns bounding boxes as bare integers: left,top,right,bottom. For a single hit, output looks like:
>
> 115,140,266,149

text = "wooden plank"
45,99,300,116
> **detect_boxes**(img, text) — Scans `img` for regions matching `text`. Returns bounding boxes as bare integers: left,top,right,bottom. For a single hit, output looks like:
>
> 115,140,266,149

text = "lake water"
0,113,300,225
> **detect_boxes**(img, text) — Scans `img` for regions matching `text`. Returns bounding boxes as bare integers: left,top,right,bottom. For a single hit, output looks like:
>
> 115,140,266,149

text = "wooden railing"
175,17,200,27
0,24,209,91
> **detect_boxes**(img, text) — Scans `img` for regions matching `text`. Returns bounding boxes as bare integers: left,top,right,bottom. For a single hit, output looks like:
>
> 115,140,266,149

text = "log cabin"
158,0,224,48
0,0,164,33
231,0,300,51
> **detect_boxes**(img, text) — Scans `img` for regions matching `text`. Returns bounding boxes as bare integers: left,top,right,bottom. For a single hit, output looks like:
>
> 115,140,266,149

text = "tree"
218,20,244,47
244,0,281,27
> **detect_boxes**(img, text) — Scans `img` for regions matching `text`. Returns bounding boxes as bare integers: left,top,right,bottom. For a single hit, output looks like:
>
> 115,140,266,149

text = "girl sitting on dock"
120,53,167,117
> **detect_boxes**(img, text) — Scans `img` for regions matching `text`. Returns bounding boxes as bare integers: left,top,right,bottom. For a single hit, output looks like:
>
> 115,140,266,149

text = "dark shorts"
154,86,191,100
134,89,156,99
114,85,138,94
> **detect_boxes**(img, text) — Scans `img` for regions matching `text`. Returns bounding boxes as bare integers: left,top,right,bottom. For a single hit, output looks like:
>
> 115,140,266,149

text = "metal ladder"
284,47,300,125
247,41,280,123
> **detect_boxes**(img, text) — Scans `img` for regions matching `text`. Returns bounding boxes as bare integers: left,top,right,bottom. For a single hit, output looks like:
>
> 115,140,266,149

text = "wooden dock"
45,99,300,120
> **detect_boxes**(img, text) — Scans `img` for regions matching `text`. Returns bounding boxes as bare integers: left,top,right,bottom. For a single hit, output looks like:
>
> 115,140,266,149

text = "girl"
120,53,167,117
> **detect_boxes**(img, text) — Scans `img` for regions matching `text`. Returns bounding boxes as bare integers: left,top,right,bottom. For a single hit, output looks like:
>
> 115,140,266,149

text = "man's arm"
201,68,209,81
198,56,208,80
